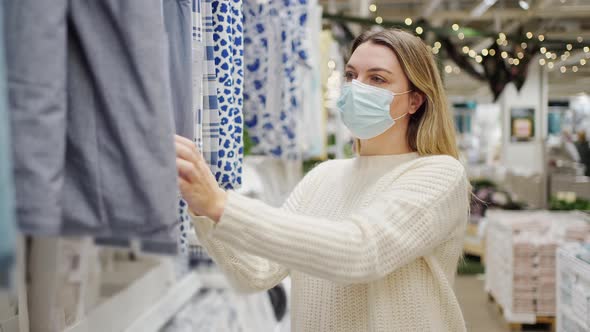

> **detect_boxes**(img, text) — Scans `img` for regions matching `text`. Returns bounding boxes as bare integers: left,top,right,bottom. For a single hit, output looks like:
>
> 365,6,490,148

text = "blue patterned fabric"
243,0,310,160
211,0,244,189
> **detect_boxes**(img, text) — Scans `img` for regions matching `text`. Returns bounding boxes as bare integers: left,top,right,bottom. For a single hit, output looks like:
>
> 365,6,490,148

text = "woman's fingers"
174,134,193,148
175,141,200,165
174,135,204,161
174,135,202,155
178,176,192,196
176,158,199,183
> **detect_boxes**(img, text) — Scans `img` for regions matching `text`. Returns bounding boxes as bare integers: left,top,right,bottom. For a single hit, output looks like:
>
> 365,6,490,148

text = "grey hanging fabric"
0,0,16,289
163,0,194,139
5,0,178,242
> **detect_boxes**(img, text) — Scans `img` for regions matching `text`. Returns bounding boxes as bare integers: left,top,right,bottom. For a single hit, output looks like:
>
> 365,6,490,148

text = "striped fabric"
193,0,220,170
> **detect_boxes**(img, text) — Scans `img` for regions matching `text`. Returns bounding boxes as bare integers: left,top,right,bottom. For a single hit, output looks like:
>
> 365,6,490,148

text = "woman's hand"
175,135,227,223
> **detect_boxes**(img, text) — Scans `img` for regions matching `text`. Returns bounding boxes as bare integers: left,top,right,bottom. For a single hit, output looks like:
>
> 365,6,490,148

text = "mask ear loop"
392,90,413,96
392,113,407,121
391,90,414,120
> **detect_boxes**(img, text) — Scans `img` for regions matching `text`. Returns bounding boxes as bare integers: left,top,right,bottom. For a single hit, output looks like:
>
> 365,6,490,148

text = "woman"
175,28,469,331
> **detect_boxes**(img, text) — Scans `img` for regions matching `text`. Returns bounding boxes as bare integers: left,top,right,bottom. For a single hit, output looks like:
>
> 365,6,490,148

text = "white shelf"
65,259,176,332
126,272,203,332
560,304,588,331
199,272,231,290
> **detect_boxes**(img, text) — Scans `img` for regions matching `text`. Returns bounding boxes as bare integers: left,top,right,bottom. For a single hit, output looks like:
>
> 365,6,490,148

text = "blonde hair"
350,29,459,159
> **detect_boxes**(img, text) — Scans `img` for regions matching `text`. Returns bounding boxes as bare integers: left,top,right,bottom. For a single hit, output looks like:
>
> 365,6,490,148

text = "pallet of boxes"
484,210,590,331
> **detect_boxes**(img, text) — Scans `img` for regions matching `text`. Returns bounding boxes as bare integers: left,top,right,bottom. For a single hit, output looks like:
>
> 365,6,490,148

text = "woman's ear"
408,91,425,115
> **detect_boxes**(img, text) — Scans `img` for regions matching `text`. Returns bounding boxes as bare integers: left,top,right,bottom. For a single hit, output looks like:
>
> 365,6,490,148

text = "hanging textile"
163,0,194,259
197,0,223,174
243,0,312,160
211,0,245,189
0,0,16,288
5,0,178,241
164,0,194,139
299,1,326,160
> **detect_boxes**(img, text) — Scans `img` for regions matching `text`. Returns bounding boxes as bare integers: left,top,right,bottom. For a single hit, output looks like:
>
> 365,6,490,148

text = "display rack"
556,244,590,332
485,212,538,324
64,259,202,332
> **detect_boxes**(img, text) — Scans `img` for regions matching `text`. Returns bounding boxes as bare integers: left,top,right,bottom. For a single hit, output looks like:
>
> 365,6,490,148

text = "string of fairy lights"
360,3,590,75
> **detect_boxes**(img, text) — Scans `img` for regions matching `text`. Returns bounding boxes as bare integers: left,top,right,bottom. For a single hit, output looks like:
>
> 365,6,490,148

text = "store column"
498,56,549,208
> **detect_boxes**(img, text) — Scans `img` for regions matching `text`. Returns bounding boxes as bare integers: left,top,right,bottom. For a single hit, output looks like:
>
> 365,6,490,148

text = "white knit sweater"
193,153,469,331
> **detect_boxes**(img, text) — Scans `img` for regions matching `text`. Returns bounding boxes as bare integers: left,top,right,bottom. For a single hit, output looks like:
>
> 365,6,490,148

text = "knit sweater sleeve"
191,162,327,292
210,156,469,284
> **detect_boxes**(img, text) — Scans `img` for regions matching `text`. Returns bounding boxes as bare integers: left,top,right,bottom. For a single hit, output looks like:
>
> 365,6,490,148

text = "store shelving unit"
556,244,590,332
65,259,203,332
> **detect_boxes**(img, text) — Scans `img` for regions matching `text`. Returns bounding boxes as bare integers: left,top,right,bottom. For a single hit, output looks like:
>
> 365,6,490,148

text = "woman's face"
345,42,419,119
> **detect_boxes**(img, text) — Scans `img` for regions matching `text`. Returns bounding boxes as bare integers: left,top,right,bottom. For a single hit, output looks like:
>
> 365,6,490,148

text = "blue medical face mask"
337,79,412,139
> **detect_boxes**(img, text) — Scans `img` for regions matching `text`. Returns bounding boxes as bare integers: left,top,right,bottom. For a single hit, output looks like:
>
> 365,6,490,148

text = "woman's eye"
344,72,356,81
371,76,386,84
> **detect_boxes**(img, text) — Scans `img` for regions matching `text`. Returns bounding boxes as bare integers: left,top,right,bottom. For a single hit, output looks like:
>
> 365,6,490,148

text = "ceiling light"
581,59,587,66
471,0,498,18
564,51,570,57
489,49,496,56
432,48,439,54
560,66,567,73
434,41,441,49
566,44,573,51
369,4,377,12
453,67,461,74
539,58,546,66
501,51,508,59
518,0,530,10
327,60,336,69
482,49,489,56
469,50,477,58
584,46,590,53
513,58,520,65
508,58,514,64
445,65,453,73
540,47,547,54
499,32,506,40
375,16,383,24
538,35,545,41
405,18,412,26
526,32,533,39
475,55,483,63
572,66,579,73
517,52,524,59
458,32,465,40
462,46,470,54
548,62,554,69
545,52,552,59
452,24,459,31
415,26,423,35
552,53,557,60
561,54,568,61
521,42,527,49
578,36,584,43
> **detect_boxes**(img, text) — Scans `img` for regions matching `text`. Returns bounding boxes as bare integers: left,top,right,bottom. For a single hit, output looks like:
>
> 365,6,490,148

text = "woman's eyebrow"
345,65,393,75
367,67,393,74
